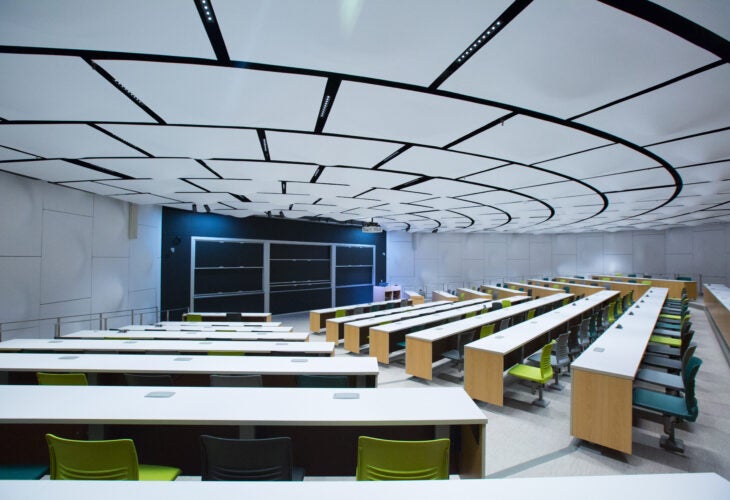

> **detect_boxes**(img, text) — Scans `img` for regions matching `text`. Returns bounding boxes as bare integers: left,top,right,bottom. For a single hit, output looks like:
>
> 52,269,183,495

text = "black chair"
225,312,240,321
442,328,477,376
124,373,173,386
209,374,263,387
200,435,304,481
297,375,349,388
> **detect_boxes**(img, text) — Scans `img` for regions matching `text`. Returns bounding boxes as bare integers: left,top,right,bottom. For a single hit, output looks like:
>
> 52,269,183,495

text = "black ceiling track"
89,124,153,157
643,125,730,148
314,77,341,134
429,0,534,89
444,112,517,149
64,158,134,179
310,166,325,183
193,0,230,64
599,0,730,62
372,145,411,170
84,59,166,124
256,129,270,161
195,159,222,178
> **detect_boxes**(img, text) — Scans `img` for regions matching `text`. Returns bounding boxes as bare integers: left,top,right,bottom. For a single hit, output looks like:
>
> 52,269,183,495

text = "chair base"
548,381,565,391
660,435,684,453
532,397,550,408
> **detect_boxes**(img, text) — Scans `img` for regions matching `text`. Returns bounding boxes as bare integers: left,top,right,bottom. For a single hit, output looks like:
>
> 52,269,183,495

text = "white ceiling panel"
517,181,598,201
453,115,611,164
0,147,36,161
409,197,480,211
0,124,143,158
460,189,532,206
441,0,717,118
206,161,317,182
648,129,730,166
539,144,662,179
100,179,201,195
463,165,568,189
216,0,512,87
111,193,179,205
606,187,676,206
190,179,281,195
582,167,677,192
0,54,154,122
357,188,425,204
313,197,383,210
153,192,241,205
99,61,327,130
0,159,118,183
383,147,503,179
578,65,730,145
676,161,730,183
316,166,418,189
325,81,509,147
285,182,364,198
60,181,135,196
403,178,486,198
267,132,399,168
0,0,215,59
87,158,216,180
101,125,265,160
249,193,317,205
651,0,730,41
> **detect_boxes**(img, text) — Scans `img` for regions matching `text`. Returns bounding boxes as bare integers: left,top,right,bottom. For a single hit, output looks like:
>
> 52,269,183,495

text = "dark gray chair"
209,374,263,387
124,373,173,386
200,435,304,481
442,328,477,376
297,375,349,388
527,331,571,390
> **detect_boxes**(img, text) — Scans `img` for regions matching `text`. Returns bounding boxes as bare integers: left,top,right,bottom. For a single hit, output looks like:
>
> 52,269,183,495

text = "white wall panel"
129,222,159,292
666,253,693,278
41,210,92,304
462,234,484,260
412,233,438,260
506,259,530,280
553,254,577,277
0,257,41,323
39,298,93,338
633,233,666,275
43,182,93,216
0,172,43,256
530,241,552,276
666,227,694,254
603,232,632,254
603,253,632,275
507,234,530,260
438,241,463,278
137,204,162,228
484,242,508,277
92,257,129,314
415,259,439,289
128,288,158,311
387,240,415,280
553,234,576,255
693,229,725,276
576,236,604,273
93,196,129,258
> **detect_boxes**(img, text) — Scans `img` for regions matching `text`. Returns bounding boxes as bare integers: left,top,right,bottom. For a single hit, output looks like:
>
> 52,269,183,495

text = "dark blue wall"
161,207,387,314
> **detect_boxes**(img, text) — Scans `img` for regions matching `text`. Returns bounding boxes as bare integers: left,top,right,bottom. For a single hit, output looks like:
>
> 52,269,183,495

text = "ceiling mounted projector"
362,220,383,233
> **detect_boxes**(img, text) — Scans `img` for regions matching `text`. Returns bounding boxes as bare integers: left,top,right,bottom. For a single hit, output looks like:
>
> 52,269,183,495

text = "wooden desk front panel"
432,291,459,302
479,286,527,300
571,368,633,454
704,285,730,347
465,349,505,406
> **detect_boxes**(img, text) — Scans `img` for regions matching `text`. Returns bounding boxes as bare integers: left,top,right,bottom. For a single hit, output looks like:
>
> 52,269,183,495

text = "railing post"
103,318,108,330
55,318,61,338
98,312,103,330
131,309,135,325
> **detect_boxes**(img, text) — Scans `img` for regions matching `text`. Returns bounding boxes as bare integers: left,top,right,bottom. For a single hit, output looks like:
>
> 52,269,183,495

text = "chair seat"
654,322,681,331
642,354,682,371
441,349,461,362
0,464,49,480
653,327,680,338
508,364,550,383
138,464,182,481
633,388,693,420
635,369,684,392
526,352,569,369
649,335,681,347
644,343,683,358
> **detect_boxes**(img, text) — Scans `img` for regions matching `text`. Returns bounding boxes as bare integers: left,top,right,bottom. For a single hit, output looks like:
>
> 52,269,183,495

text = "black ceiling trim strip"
195,159,222,178
256,129,270,161
445,209,475,229
90,124,153,157
530,143,616,167
0,144,42,159
83,59,166,124
578,165,665,181
569,61,724,121
64,159,134,180
194,0,230,64
598,0,730,62
314,78,341,134
602,184,675,194
372,145,412,170
180,178,211,191
393,177,432,191
677,159,730,169
310,166,325,183
429,0,534,89
642,125,730,148
232,194,251,203
443,112,517,150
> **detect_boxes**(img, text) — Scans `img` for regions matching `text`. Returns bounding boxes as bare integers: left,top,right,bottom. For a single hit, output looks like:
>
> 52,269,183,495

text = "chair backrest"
499,317,512,331
526,309,536,320
464,311,476,319
554,332,570,364
186,313,203,322
355,436,449,481
225,312,240,321
641,280,652,285
335,309,347,318
455,329,477,358
297,375,349,388
479,324,495,338
210,374,263,387
46,434,139,480
491,302,503,311
501,299,511,308
538,342,555,381
200,435,295,481
37,372,88,386
124,373,173,386
681,357,702,422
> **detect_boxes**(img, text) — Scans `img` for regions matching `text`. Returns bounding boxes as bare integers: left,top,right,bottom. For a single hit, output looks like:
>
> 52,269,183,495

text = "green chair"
37,372,88,385
500,299,511,308
641,280,652,286
507,341,554,407
527,332,570,390
186,313,203,322
297,375,349,388
335,309,347,318
632,358,701,453
478,324,495,338
355,436,449,480
210,374,263,387
464,311,476,319
526,309,536,320
677,276,692,281
45,434,180,480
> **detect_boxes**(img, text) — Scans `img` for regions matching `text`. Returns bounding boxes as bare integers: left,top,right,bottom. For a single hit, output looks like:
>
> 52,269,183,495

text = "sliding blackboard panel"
336,246,373,266
196,241,263,267
270,289,330,314
195,268,263,295
336,285,373,306
335,267,372,286
194,293,265,312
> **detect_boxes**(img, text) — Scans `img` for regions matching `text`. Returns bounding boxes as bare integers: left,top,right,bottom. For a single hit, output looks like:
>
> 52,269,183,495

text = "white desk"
309,299,406,333
156,321,281,327
1,473,728,500
432,290,458,302
342,299,482,354
527,279,604,297
0,385,486,477
408,293,574,380
592,275,697,300
464,291,617,406
63,330,309,342
184,312,273,322
0,338,334,356
118,325,292,333
456,287,492,300
704,284,730,348
571,288,668,454
0,352,376,387
325,301,447,343
504,281,565,299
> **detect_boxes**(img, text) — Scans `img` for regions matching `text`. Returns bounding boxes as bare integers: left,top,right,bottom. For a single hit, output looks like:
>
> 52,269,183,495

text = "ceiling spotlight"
432,228,438,233
192,204,198,213
204,204,211,213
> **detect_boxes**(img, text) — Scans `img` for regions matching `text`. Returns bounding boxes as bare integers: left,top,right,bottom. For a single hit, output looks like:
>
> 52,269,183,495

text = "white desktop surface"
0,473,727,500
311,299,401,315
572,288,668,378
0,385,485,426
410,294,569,343
63,330,308,341
119,325,292,332
705,283,730,307
370,299,501,333
155,321,281,327
464,291,617,354
327,301,446,325
0,338,333,354
0,352,370,376
346,299,485,329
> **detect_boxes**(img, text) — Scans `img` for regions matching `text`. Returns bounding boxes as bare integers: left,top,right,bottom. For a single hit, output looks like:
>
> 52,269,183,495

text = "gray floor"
274,299,730,480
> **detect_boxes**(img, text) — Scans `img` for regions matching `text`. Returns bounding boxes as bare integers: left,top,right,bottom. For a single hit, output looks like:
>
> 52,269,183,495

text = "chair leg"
548,369,564,391
532,383,550,408
660,416,684,453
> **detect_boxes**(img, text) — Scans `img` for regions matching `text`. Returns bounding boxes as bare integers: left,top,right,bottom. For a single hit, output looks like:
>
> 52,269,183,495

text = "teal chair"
355,436,449,480
0,465,49,480
297,375,349,388
633,358,701,453
507,341,554,407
